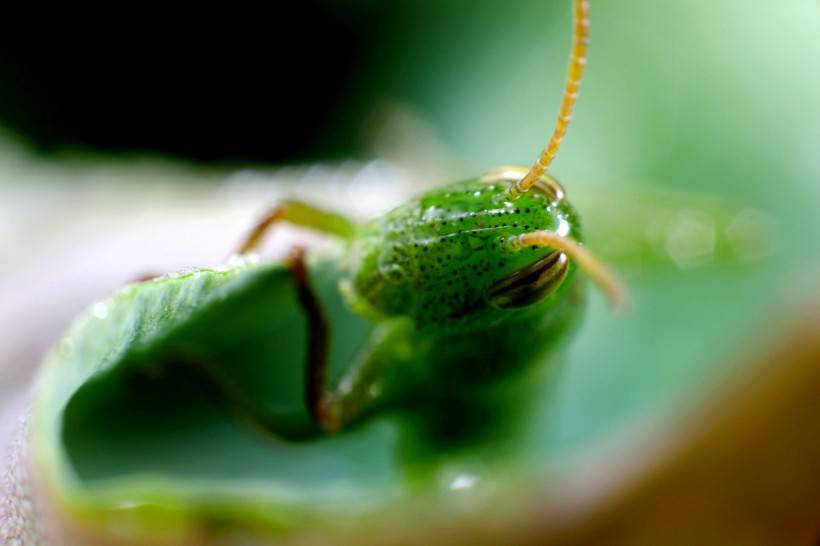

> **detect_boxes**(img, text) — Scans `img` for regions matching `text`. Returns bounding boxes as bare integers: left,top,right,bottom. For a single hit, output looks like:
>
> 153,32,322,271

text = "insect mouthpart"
486,251,569,309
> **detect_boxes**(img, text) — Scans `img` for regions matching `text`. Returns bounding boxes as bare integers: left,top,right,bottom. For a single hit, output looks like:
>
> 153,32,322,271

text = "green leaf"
33,259,403,536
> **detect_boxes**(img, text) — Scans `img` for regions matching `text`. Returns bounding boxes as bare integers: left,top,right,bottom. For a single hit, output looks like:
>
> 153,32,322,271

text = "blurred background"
1,0,820,518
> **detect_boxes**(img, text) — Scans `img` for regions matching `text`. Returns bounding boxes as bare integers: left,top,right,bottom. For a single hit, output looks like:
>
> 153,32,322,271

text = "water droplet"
664,210,716,270
448,473,478,491
92,302,108,320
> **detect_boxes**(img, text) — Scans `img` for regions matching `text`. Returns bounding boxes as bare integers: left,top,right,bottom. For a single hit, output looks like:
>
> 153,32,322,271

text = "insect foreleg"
317,319,413,432
238,200,356,254
284,247,334,431
286,247,411,433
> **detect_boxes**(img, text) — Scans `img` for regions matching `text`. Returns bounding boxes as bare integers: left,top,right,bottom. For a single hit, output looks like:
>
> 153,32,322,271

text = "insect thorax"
347,179,582,330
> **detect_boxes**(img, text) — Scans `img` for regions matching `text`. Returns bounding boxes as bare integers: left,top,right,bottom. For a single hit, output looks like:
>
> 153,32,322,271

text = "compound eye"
487,251,569,309
480,166,566,202
533,174,566,202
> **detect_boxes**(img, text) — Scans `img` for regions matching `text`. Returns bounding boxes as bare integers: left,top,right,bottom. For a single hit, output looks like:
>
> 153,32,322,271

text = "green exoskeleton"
237,0,623,434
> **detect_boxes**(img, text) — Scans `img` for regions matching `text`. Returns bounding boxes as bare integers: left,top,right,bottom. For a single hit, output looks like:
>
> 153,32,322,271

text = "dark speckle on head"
349,178,581,329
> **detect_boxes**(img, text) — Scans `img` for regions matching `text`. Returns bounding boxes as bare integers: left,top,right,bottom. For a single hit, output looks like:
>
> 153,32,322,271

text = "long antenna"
510,0,590,197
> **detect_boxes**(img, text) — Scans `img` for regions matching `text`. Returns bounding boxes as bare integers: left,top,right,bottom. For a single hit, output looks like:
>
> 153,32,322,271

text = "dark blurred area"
0,2,389,163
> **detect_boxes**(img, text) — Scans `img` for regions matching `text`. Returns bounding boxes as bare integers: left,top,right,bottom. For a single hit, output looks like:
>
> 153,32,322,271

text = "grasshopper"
230,0,624,434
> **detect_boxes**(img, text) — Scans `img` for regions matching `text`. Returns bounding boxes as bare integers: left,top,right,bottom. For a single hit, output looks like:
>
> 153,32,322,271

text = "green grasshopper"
225,0,624,434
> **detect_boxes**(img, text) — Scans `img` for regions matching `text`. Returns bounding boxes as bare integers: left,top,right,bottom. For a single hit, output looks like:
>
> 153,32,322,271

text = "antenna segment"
510,0,590,197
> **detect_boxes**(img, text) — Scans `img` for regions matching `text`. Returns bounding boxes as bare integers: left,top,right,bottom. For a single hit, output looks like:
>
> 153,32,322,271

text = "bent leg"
238,200,356,254
288,247,412,433
316,319,413,432
285,247,333,431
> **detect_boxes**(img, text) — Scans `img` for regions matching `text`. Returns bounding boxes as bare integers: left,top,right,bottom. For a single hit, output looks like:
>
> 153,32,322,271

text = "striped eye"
486,251,569,309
